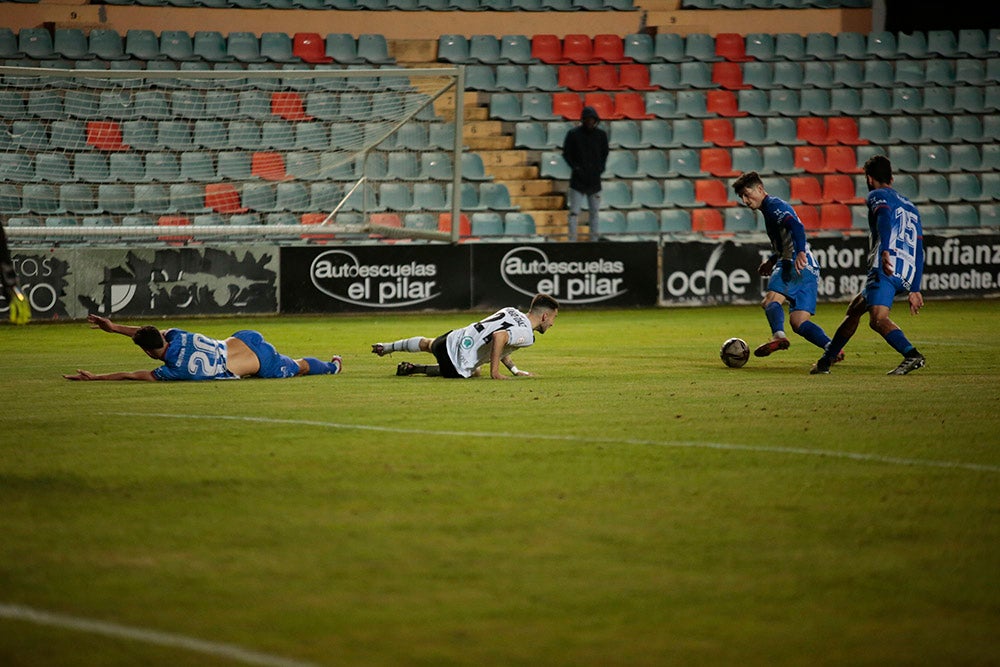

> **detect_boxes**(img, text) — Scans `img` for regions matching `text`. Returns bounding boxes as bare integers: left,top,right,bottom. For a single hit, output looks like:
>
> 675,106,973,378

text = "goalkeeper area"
1,64,471,244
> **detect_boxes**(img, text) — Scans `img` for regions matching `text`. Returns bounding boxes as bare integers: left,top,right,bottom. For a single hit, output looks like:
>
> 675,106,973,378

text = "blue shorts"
863,269,906,309
231,330,300,379
767,262,819,315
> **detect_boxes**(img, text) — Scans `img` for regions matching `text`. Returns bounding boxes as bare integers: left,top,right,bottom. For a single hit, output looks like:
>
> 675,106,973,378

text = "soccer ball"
720,338,750,368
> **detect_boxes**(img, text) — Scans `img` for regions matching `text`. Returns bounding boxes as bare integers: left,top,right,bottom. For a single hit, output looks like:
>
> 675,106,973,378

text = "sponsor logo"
664,244,752,299
310,249,439,308
461,336,474,350
499,246,627,304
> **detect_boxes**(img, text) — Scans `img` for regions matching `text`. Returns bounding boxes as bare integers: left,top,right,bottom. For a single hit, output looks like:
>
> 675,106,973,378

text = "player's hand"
64,369,96,381
881,250,894,277
756,260,773,277
7,286,30,325
794,251,807,274
908,291,923,316
87,313,114,331
513,369,532,377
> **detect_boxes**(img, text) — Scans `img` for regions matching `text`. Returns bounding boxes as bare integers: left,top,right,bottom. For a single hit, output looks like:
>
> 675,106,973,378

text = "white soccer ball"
720,337,750,368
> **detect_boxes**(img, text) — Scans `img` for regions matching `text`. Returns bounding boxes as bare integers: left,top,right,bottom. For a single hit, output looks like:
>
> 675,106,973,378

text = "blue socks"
304,357,342,375
796,320,831,350
884,329,915,356
764,301,785,335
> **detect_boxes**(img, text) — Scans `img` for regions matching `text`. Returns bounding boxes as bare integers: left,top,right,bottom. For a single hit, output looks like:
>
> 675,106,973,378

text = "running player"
732,172,841,362
371,293,559,379
64,314,342,381
811,155,925,375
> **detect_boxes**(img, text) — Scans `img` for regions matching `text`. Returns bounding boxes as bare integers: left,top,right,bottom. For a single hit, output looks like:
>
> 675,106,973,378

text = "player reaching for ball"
64,314,342,381
371,293,558,379
732,172,842,364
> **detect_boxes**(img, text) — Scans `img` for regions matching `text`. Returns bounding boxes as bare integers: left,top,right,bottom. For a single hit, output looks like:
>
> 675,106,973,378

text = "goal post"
1,63,466,244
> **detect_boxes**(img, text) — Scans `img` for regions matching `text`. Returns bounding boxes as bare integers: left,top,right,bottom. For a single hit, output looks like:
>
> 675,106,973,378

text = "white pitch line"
0,604,319,667
110,412,1000,474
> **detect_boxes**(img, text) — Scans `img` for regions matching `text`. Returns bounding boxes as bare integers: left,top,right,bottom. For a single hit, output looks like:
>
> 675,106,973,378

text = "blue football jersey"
151,329,238,381
866,186,924,291
760,195,819,272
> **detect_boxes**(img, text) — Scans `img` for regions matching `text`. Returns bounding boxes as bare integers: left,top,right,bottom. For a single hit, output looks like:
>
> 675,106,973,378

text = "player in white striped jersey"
811,155,925,375
371,293,559,379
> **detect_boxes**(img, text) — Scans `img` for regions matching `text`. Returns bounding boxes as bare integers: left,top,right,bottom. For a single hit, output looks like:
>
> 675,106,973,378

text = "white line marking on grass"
0,604,319,667
110,412,1000,474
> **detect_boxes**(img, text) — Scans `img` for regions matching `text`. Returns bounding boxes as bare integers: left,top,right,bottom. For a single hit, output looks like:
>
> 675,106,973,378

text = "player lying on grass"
64,314,342,382
732,171,842,364
371,293,559,380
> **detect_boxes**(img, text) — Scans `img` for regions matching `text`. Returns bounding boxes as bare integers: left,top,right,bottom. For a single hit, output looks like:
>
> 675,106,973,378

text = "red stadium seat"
587,64,624,90
825,145,864,174
702,119,744,147
820,203,853,230
86,121,128,151
712,62,751,90
205,183,248,214
562,34,601,64
705,90,747,117
592,34,632,64
438,212,471,236
613,92,652,119
797,117,835,145
583,92,622,119
270,92,312,121
700,148,741,178
552,92,583,120
715,33,753,62
251,152,287,181
558,65,596,91
825,117,866,145
619,64,657,91
796,204,821,230
300,212,337,241
691,208,724,233
822,174,864,204
532,34,570,64
695,178,737,207
794,145,834,174
157,215,193,244
790,175,825,205
292,33,333,64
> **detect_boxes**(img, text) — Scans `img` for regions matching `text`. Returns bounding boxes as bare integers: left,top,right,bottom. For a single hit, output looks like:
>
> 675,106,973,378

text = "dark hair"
864,154,893,185
529,293,559,313
133,326,165,351
732,171,763,195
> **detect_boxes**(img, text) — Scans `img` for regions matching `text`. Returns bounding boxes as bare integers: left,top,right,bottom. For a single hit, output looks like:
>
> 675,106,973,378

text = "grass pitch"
1,300,998,666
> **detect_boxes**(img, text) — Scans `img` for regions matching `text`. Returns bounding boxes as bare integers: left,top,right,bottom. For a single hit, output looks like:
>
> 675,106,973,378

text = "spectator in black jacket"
562,106,609,242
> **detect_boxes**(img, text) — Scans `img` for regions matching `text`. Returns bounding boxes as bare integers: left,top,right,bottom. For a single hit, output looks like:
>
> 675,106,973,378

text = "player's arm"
87,313,143,337
786,214,809,273
876,208,895,276
501,354,530,377
64,369,157,381
489,330,511,380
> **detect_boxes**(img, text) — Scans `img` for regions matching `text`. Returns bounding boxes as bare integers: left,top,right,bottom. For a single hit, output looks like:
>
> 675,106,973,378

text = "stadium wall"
4,233,998,321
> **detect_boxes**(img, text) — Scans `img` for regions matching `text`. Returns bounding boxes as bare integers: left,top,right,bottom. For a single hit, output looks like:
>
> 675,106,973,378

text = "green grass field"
1,300,998,666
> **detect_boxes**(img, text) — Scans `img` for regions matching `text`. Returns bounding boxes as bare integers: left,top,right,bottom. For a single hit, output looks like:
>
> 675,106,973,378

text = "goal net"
0,63,465,244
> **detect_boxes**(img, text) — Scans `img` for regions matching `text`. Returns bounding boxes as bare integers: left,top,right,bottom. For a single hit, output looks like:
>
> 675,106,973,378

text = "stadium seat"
54,28,91,60
639,119,674,148
19,28,56,60
695,179,736,207
539,151,571,179
470,212,505,237
691,208,723,233
865,31,897,59
761,146,797,174
662,178,700,208
623,33,655,63
802,61,835,89
790,175,824,205
260,32,299,63
773,33,806,61
920,204,947,228
835,31,866,60
637,149,671,178
733,117,767,146
675,90,711,118
649,64,681,90
630,180,664,208
679,62,717,90
133,184,173,214
797,117,833,146
950,144,983,172
593,34,631,64
896,31,929,59
819,203,852,230
504,212,538,237
531,34,570,64
724,207,757,232
822,174,863,205
731,146,764,174
645,91,678,119
659,208,692,234
700,148,739,178
979,204,1000,228
499,35,535,65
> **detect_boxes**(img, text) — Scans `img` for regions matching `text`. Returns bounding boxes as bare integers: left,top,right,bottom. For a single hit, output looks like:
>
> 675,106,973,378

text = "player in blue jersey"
732,172,842,363
370,293,558,379
810,155,925,376
63,314,342,381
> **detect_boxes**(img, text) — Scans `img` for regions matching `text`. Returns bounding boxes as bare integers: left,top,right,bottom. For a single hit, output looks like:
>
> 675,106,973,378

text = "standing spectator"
562,106,609,242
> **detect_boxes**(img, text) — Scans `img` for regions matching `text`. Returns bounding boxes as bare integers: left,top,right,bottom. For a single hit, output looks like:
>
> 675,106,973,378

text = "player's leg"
371,336,433,356
868,304,925,375
300,356,342,375
810,291,868,374
754,291,791,357
396,361,440,376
